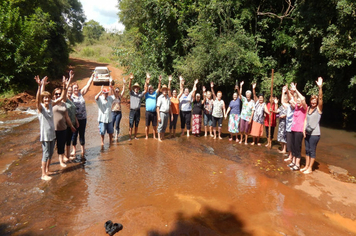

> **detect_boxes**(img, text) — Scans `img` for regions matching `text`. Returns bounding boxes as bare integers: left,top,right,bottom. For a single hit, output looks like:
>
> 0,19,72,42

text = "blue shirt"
145,91,157,112
229,99,241,115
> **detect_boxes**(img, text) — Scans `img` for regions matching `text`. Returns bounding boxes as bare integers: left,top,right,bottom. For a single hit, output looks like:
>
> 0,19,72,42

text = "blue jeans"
112,111,122,134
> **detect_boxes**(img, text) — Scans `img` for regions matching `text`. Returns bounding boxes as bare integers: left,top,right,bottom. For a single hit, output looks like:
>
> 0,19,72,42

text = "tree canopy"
116,0,356,128
0,0,85,92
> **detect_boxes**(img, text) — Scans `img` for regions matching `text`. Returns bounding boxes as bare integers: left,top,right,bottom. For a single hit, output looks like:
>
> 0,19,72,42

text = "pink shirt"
291,105,307,132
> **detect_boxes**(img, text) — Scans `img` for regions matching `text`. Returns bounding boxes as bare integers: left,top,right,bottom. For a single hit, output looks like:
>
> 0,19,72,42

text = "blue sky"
80,0,125,32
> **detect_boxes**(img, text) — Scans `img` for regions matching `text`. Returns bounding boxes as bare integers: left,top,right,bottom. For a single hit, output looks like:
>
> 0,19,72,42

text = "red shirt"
264,103,277,127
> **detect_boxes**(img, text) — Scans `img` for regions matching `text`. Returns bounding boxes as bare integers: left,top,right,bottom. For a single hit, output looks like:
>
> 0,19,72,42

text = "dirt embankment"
0,58,126,113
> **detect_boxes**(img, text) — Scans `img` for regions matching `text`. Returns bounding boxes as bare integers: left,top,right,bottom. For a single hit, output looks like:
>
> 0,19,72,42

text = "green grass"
70,33,121,63
0,89,16,99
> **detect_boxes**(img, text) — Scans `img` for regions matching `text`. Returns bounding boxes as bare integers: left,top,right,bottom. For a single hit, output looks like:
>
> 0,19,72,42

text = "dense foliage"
116,0,356,128
0,0,85,92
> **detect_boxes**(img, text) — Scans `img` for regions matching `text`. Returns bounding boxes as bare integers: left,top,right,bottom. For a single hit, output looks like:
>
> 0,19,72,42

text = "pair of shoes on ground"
105,220,123,236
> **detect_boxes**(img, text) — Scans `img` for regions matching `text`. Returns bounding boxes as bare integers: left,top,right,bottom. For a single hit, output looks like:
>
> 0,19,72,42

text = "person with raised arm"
168,75,182,138
110,77,126,141
156,84,172,141
71,72,94,158
301,77,323,174
277,85,289,154
178,76,196,137
224,83,241,142
211,82,226,139
249,84,270,146
287,82,308,171
144,74,162,139
35,75,71,180
203,84,214,137
64,71,79,161
95,84,114,147
191,80,203,137
51,75,76,167
128,73,148,140
238,81,255,145
284,86,296,162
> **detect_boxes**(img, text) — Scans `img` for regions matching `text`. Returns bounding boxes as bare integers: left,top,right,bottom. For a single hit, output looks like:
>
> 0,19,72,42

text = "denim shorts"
99,122,114,135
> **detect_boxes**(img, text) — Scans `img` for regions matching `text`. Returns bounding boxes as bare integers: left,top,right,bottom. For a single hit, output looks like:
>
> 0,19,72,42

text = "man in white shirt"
95,86,114,146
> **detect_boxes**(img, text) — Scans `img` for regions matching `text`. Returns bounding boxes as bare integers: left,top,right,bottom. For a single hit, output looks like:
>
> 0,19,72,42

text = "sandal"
291,165,300,171
287,163,295,167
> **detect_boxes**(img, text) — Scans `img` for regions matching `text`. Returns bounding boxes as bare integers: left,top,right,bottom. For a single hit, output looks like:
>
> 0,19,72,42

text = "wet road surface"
1,99,356,236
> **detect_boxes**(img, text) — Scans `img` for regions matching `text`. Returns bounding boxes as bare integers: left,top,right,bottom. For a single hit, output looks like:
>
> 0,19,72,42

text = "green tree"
83,20,106,44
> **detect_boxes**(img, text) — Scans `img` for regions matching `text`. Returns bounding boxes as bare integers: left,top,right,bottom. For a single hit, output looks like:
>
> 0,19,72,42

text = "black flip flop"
105,220,113,234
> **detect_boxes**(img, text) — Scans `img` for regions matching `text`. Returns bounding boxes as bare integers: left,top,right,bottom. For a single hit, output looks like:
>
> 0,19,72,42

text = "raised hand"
235,85,239,90
194,79,198,85
252,82,256,89
202,86,206,92
282,85,288,93
69,70,74,79
129,73,134,80
146,72,151,79
316,77,323,88
41,76,49,86
123,78,126,84
34,75,41,86
168,75,172,82
240,81,244,87
290,82,296,92
210,81,214,88
159,75,162,82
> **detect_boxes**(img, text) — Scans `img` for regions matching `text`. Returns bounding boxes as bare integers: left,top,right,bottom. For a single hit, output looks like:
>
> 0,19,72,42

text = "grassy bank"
70,33,121,64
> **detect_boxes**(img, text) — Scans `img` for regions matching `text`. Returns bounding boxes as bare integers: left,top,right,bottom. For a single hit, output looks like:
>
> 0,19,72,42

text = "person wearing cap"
144,73,162,139
111,78,126,141
128,73,148,140
95,85,114,146
156,84,172,141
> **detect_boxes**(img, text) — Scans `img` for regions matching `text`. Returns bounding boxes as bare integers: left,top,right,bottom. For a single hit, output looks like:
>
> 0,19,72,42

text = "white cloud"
80,0,125,32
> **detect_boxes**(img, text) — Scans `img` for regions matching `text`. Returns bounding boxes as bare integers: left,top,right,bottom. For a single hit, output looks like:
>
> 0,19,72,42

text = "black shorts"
286,131,293,152
212,116,223,128
145,111,157,126
129,109,140,128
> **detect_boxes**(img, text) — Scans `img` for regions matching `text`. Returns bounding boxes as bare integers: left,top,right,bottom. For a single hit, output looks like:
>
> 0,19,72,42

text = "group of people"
35,70,323,181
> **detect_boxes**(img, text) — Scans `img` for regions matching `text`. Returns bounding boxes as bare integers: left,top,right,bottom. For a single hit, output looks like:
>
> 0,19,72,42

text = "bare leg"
251,137,255,145
173,129,176,138
213,127,217,139
153,126,157,139
257,137,261,146
301,155,310,172
71,145,76,156
80,144,85,158
134,127,139,139
218,127,222,139
244,134,248,145
145,126,149,139
59,154,66,167
204,126,208,136
304,158,315,174
158,133,162,142
229,133,233,141
45,159,54,175
109,133,113,144
129,127,133,140
41,161,52,181
101,135,105,146
236,134,239,142
210,126,213,137
186,129,190,137
180,129,184,136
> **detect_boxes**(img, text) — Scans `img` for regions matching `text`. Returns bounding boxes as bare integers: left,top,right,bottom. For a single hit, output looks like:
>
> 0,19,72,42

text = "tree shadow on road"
147,206,252,236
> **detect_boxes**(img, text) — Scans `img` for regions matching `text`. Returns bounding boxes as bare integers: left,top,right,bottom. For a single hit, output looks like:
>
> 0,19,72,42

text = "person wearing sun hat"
128,73,148,140
156,84,172,142
95,84,114,147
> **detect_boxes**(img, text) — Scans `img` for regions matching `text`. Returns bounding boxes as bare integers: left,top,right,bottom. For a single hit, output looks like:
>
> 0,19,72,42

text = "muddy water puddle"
0,102,356,235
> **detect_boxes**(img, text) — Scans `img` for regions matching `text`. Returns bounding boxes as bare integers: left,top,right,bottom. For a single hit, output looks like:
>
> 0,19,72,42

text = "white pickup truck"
93,67,113,86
